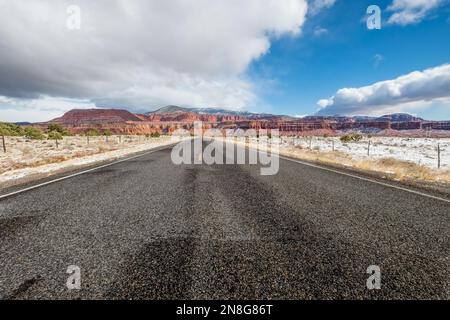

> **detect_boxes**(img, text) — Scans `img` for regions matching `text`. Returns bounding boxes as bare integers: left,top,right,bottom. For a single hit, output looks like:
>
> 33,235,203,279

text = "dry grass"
19,146,34,157
229,138,450,185
0,135,168,175
282,146,450,184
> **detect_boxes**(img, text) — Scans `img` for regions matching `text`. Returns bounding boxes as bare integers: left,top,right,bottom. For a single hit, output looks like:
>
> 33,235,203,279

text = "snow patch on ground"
276,136,449,169
0,136,175,185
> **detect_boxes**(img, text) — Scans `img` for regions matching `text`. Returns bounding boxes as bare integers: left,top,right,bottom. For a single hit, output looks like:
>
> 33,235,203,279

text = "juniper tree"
85,129,100,144
103,130,112,142
48,130,63,148
24,127,45,140
0,127,6,153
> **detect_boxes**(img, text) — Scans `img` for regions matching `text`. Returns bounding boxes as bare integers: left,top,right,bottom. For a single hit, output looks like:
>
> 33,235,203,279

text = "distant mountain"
147,105,295,121
33,107,449,134
46,107,431,127
375,113,424,122
50,108,143,124
303,113,426,123
302,115,355,122
148,105,257,117
352,116,377,122
147,105,190,114
193,108,257,117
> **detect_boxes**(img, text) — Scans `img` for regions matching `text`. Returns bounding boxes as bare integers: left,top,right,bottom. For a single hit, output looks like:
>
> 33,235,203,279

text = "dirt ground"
0,135,174,188
225,137,450,195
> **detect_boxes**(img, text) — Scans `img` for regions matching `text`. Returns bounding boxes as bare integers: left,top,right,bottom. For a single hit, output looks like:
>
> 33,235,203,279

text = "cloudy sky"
0,0,449,122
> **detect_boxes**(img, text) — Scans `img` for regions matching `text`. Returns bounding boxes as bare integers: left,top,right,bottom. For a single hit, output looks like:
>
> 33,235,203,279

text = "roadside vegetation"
48,123,69,136
235,136,450,192
0,122,25,136
24,127,45,140
103,130,112,142
340,133,363,143
85,128,100,144
0,130,170,183
48,131,63,148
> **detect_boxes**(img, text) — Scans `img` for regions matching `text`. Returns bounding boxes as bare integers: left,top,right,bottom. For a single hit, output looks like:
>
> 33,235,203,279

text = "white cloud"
387,0,445,25
0,0,308,121
317,64,450,116
0,96,96,122
317,99,330,109
309,0,337,15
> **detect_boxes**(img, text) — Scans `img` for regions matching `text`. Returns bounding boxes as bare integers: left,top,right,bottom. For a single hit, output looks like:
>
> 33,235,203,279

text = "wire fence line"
270,136,450,169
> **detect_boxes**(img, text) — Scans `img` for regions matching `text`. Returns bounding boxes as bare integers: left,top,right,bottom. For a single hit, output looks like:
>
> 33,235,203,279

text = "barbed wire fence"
277,136,449,170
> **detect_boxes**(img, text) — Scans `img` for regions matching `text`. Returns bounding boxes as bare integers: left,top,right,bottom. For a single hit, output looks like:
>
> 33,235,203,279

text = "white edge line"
3,140,448,204
279,155,450,204
223,139,450,204
0,144,175,201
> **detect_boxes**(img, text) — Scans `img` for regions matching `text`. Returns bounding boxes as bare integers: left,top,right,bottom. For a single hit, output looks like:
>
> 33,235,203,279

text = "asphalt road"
0,140,448,299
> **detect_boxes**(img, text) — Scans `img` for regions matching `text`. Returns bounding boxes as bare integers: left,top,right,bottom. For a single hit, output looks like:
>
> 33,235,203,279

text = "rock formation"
40,106,450,135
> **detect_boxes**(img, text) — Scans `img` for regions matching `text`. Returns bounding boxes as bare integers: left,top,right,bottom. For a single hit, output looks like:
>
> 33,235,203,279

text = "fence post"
332,139,335,152
438,142,441,169
368,140,371,156
309,136,312,150
1,135,6,153
1,135,5,153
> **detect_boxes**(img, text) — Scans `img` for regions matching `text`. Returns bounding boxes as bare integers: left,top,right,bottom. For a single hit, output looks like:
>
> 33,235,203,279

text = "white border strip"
0,144,174,201
280,155,450,204
2,142,448,204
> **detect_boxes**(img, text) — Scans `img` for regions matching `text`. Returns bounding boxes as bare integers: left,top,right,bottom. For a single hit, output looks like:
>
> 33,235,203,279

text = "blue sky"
249,0,450,119
0,0,449,122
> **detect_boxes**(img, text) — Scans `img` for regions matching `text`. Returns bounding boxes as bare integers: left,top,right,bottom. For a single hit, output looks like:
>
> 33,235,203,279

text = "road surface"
0,141,448,299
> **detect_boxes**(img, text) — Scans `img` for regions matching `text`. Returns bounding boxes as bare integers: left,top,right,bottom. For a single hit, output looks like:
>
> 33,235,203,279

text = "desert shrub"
150,132,161,138
0,122,25,136
48,130,63,140
103,129,113,142
86,128,100,136
47,123,69,136
48,131,63,148
340,134,363,143
20,146,34,156
24,127,45,140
